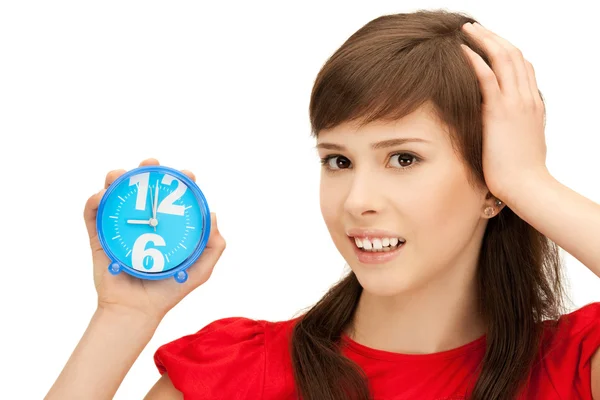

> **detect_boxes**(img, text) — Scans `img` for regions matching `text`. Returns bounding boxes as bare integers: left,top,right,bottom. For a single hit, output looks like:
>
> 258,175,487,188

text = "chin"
349,262,422,297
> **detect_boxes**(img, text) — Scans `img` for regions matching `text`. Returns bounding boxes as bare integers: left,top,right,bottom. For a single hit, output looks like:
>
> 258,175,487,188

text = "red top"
154,302,600,399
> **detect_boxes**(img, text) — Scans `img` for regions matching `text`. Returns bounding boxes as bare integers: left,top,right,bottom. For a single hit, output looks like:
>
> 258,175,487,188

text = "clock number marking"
132,233,166,272
128,172,187,216
129,173,150,211
157,174,186,216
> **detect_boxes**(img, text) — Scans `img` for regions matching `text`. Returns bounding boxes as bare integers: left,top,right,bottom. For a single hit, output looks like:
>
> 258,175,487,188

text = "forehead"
317,103,449,144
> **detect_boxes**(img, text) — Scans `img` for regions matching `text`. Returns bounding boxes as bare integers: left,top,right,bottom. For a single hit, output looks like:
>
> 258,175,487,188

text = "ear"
483,191,506,217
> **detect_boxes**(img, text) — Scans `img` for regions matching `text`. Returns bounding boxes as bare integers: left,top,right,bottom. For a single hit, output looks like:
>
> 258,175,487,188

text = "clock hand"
153,180,159,218
148,181,153,212
152,179,159,231
146,181,156,231
127,219,158,228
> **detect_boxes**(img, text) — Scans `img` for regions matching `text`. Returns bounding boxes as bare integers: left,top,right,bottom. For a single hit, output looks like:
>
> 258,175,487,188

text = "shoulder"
540,301,600,358
154,316,300,399
533,302,600,397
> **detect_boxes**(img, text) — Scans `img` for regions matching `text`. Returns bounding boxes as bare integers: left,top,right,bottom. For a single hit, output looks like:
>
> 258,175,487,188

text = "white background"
1,1,599,398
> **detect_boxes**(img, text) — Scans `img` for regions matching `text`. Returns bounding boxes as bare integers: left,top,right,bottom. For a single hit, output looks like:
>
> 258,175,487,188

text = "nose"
343,168,385,218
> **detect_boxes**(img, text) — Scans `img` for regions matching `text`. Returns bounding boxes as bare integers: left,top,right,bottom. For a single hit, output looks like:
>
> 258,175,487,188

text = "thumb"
84,189,106,241
185,212,226,288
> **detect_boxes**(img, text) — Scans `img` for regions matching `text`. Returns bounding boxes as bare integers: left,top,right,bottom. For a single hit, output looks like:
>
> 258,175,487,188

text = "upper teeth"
354,237,405,250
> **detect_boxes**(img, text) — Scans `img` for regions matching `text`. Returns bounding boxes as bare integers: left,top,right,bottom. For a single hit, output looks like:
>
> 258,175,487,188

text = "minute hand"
153,180,159,218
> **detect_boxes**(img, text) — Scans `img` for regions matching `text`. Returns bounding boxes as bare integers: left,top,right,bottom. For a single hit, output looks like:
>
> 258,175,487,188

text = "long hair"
290,9,568,400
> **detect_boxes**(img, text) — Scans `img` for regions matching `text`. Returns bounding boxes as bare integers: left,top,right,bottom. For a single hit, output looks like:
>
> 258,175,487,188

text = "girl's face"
317,104,493,296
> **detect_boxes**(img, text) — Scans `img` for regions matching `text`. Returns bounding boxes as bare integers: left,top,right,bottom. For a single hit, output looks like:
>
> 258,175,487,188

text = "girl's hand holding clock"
83,158,226,324
46,157,224,400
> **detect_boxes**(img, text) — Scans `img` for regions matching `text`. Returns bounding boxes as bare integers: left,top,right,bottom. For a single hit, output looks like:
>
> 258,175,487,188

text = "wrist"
94,304,162,335
499,166,553,206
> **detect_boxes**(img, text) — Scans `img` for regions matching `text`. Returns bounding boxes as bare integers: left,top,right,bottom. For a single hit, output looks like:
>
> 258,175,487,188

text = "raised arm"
45,159,226,399
46,308,161,399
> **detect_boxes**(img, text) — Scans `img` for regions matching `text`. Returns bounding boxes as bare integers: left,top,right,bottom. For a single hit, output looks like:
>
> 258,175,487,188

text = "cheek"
401,168,481,249
319,186,351,254
319,179,343,227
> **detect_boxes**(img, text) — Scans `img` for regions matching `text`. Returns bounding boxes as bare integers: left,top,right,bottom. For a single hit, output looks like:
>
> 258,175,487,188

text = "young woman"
46,9,600,400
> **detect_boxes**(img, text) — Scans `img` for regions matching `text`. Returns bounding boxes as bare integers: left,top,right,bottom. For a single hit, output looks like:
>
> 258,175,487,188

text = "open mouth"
350,236,406,252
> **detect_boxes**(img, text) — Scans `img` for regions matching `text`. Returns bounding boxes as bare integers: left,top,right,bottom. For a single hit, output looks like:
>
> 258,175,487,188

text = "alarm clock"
96,165,211,283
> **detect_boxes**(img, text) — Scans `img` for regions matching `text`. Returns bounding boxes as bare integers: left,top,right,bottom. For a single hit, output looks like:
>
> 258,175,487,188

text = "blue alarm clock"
96,165,211,283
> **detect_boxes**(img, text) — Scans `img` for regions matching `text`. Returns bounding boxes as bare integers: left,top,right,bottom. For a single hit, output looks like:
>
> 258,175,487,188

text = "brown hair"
290,9,568,400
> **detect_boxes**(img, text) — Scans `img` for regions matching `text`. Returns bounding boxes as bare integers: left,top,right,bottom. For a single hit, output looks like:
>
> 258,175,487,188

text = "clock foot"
174,270,188,283
108,262,122,275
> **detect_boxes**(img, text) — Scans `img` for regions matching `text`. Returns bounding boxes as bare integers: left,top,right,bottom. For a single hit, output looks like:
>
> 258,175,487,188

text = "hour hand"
127,219,151,225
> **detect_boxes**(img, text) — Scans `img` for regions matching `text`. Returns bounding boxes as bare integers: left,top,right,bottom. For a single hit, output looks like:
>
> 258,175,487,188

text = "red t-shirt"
154,302,600,399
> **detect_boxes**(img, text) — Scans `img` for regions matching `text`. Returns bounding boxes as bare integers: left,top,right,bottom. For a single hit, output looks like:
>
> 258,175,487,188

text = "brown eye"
389,153,420,169
324,155,351,170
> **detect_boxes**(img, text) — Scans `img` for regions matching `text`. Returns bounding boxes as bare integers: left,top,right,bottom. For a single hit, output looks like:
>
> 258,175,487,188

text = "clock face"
98,169,206,274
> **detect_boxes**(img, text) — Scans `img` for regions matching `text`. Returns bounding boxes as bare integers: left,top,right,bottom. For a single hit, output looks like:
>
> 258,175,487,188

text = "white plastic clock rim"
96,165,211,284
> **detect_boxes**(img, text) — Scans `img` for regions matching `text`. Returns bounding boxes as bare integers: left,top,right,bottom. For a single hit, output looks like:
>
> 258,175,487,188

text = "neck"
346,261,486,355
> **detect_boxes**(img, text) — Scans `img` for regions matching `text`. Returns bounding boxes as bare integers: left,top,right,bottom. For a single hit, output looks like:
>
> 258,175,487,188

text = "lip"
348,236,406,265
346,228,405,241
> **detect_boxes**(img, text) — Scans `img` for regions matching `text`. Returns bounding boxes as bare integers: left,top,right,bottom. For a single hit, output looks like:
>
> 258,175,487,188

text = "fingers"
181,170,196,182
104,169,127,189
460,43,501,103
139,158,160,167
104,157,160,190
84,189,106,240
471,23,533,103
185,212,226,288
462,22,516,97
137,159,196,182
524,60,544,107
461,22,537,105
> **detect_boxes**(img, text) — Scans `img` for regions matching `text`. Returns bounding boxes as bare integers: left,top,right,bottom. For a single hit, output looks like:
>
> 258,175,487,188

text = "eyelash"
319,152,422,173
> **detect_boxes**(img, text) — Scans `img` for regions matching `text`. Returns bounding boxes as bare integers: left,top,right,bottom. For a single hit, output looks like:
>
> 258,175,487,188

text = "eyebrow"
315,138,430,151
